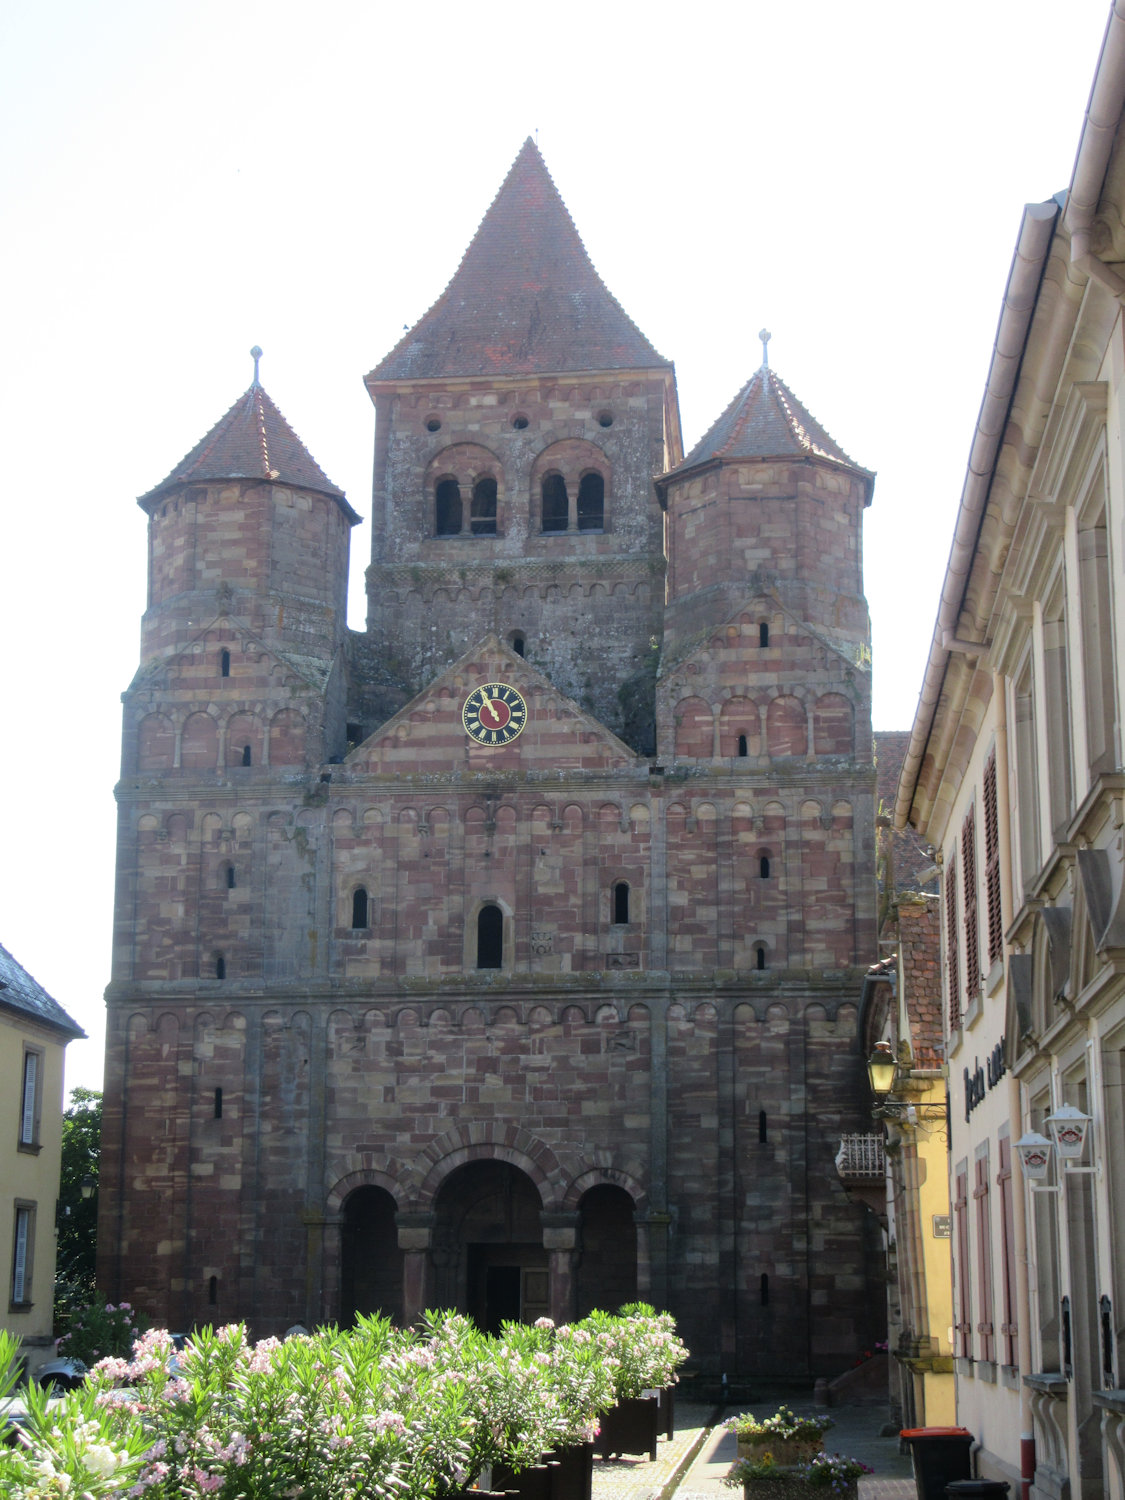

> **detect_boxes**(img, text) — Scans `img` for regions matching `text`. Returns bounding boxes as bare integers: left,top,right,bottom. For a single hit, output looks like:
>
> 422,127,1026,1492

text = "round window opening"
596,411,614,428
512,414,529,430
426,416,442,433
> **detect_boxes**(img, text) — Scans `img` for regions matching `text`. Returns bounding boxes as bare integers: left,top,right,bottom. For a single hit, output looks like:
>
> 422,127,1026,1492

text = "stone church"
100,139,884,1380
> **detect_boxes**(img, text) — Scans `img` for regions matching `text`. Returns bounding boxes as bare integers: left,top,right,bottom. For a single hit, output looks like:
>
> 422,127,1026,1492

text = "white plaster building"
897,5,1125,1494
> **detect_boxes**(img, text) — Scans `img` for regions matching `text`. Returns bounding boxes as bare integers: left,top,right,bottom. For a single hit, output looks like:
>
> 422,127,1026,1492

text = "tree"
56,1087,100,1308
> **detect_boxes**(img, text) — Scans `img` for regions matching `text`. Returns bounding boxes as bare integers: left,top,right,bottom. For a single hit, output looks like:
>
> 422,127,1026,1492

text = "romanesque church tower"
100,140,883,1381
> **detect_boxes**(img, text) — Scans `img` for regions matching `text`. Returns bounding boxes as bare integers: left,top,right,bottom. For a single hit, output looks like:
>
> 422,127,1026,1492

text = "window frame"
10,1201,35,1309
18,1048,42,1153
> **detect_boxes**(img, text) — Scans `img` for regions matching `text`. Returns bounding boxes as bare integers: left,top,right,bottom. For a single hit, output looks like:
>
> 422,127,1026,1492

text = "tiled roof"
367,138,670,382
672,364,873,486
0,941,85,1040
140,384,357,519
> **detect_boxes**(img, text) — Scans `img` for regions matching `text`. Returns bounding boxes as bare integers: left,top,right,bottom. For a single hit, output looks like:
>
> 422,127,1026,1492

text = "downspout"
1066,0,1125,299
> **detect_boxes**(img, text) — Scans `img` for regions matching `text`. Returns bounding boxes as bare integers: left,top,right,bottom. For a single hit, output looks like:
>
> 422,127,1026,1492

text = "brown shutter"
983,751,1003,965
997,1134,1019,1368
962,809,980,1003
954,1162,972,1356
945,863,961,1030
974,1150,995,1363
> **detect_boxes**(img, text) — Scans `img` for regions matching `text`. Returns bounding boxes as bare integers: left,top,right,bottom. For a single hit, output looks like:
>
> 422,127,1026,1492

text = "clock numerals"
463,682,528,746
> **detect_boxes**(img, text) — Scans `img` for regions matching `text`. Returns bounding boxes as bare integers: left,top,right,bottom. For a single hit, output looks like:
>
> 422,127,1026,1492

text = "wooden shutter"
945,864,961,1030
962,809,980,1003
954,1163,972,1356
997,1135,1019,1367
974,1150,996,1362
983,752,1003,965
20,1052,38,1145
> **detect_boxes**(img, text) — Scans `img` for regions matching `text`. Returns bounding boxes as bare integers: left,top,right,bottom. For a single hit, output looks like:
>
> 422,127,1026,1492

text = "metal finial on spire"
251,345,263,385
759,329,771,369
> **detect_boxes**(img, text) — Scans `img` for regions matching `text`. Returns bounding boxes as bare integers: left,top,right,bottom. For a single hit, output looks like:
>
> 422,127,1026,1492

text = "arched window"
477,904,503,969
759,622,769,648
542,473,568,533
220,648,231,678
224,864,236,890
737,734,748,758
240,744,252,767
215,953,226,980
351,887,369,930
471,477,497,535
511,633,526,658
613,882,630,925
209,1275,218,1305
754,944,766,971
759,855,770,880
577,472,604,531
435,478,462,536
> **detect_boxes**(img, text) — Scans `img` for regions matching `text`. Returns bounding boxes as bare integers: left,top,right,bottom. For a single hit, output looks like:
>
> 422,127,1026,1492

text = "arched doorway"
576,1184,637,1316
432,1160,548,1333
339,1185,403,1326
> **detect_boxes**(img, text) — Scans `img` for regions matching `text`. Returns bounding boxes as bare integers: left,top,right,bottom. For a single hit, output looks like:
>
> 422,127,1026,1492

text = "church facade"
99,140,884,1380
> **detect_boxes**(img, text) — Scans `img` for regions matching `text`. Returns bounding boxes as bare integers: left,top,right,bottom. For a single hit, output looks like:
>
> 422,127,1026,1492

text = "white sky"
0,0,1113,1091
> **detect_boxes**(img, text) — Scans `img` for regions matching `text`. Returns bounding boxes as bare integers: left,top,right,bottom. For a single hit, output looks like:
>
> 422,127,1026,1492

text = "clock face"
463,682,527,745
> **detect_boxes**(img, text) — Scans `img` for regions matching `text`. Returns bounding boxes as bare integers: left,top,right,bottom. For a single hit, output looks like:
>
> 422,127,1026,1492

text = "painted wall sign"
964,1037,1007,1121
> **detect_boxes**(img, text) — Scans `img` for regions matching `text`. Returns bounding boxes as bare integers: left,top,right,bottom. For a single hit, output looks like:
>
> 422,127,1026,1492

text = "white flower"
82,1442,121,1478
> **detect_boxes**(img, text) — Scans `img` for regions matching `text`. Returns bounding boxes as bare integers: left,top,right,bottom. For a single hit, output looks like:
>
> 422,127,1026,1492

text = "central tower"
362,139,682,748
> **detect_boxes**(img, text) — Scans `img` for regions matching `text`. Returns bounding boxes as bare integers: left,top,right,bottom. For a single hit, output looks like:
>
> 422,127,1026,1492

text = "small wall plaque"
932,1214,951,1239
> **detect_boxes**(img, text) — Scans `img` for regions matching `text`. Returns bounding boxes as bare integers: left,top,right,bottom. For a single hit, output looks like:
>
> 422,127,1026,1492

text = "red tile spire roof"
367,138,670,382
139,381,358,520
673,363,874,498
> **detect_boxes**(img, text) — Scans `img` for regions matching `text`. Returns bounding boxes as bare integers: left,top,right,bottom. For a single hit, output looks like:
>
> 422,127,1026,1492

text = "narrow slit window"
225,864,236,890
220,649,231,678
215,954,226,981
760,1273,769,1306
759,622,769,648
613,882,630,925
435,478,462,536
470,477,498,535
755,944,766,971
577,472,604,531
759,855,770,879
214,1088,223,1119
209,1275,218,1305
541,473,568,532
477,904,503,969
737,734,748,757
352,887,369,930
758,1110,768,1143
241,744,251,767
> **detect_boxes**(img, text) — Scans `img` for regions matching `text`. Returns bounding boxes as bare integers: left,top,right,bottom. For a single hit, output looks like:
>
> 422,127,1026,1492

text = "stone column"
397,1213,434,1323
542,1212,580,1322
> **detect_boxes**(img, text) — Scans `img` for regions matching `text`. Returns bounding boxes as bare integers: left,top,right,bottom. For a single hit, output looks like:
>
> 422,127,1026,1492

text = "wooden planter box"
545,1443,593,1500
742,1479,857,1500
492,1462,556,1500
596,1396,660,1461
659,1384,675,1440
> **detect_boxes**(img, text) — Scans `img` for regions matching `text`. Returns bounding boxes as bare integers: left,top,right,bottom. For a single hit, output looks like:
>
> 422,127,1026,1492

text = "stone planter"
736,1438,823,1466
596,1396,660,1461
742,1478,857,1500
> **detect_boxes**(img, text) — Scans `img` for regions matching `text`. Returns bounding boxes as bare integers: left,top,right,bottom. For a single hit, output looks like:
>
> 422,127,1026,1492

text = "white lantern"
1015,1131,1054,1180
1046,1104,1091,1161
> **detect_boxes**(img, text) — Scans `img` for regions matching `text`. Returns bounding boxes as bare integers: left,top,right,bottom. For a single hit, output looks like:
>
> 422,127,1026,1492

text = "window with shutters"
962,809,980,1006
997,1133,1019,1367
945,864,961,1031
953,1161,972,1357
18,1049,41,1151
973,1145,996,1362
983,752,1003,966
10,1202,34,1308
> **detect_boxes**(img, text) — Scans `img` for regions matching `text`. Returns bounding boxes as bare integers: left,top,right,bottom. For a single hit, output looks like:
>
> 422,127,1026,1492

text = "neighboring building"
838,733,952,1428
99,139,886,1381
897,8,1125,1493
1,942,85,1378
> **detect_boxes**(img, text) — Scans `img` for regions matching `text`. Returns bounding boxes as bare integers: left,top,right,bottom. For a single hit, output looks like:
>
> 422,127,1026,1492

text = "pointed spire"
759,329,770,369
670,357,873,496
139,379,359,521
251,345,263,385
367,138,669,382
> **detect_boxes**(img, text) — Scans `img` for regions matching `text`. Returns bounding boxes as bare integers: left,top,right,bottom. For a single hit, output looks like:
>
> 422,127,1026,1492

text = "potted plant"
726,1406,834,1465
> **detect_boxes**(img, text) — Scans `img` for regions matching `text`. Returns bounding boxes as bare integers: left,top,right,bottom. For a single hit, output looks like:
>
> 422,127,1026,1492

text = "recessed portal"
432,1159,547,1331
340,1185,403,1327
